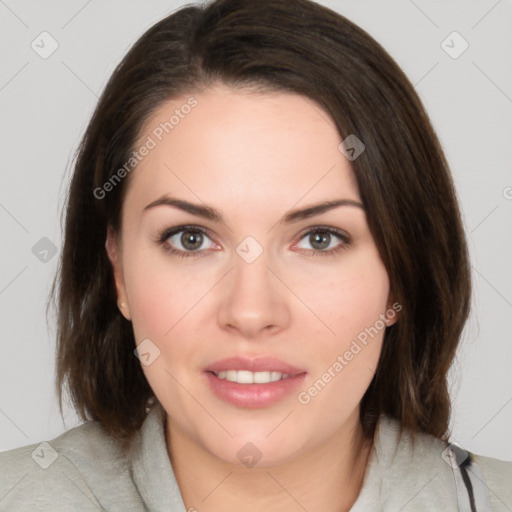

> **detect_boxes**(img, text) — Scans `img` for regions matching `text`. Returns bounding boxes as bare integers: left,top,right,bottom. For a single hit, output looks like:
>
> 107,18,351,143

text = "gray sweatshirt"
1,403,511,511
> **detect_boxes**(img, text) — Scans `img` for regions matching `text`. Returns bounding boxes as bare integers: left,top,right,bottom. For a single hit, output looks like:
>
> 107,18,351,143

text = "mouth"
208,369,296,384
203,356,307,408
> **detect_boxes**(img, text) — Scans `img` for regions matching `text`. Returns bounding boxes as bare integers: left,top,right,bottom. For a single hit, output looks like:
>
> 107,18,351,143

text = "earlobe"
385,297,401,327
105,226,131,321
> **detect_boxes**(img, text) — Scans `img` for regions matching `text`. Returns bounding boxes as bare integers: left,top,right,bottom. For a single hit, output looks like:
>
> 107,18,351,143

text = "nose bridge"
217,237,290,337
233,246,272,297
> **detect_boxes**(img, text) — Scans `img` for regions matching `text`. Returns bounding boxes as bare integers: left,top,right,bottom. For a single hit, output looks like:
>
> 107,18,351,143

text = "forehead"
126,85,360,217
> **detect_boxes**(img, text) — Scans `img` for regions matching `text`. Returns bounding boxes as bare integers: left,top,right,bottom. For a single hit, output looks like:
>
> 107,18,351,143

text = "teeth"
214,370,291,384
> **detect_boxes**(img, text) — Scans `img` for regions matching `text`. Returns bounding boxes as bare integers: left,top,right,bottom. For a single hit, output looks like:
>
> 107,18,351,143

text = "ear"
105,226,131,321
384,295,401,327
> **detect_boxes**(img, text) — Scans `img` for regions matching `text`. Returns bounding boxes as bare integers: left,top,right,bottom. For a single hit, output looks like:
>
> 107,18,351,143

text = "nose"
217,249,291,340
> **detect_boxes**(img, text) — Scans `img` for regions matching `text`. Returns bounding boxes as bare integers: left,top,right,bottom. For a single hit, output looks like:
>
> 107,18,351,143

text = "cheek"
122,247,213,391
123,245,210,340
293,249,389,401
295,276,388,425
122,250,207,407
293,248,390,344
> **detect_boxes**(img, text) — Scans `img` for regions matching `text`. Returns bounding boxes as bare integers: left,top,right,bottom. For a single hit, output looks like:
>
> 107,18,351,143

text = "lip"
203,356,307,408
204,356,305,375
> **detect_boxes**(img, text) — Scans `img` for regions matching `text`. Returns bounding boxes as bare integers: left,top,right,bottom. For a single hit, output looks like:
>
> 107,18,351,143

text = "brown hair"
52,0,471,445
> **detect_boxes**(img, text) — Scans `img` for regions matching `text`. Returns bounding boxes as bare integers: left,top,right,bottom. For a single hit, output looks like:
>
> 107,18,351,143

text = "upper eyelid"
159,224,215,242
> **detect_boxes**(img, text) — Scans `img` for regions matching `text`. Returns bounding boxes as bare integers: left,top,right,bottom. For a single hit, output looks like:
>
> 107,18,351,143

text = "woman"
1,0,510,510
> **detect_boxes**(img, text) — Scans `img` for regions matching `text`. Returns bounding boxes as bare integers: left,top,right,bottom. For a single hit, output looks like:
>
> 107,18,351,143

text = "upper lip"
204,356,306,376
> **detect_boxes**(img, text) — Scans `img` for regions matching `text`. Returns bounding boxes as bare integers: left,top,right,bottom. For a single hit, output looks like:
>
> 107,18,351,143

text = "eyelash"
155,224,351,259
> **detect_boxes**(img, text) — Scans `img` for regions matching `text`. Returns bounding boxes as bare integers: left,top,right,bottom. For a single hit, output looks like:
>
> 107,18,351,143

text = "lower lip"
204,371,307,408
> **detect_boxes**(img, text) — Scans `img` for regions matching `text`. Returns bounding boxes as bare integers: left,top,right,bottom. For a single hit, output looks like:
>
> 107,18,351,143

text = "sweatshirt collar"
131,403,404,511
131,403,188,511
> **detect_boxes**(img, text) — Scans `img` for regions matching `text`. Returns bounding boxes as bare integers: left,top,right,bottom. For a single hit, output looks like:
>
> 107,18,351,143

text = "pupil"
311,232,329,250
182,231,202,250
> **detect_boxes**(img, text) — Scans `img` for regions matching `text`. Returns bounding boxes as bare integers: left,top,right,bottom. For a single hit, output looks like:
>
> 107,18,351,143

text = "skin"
107,84,398,512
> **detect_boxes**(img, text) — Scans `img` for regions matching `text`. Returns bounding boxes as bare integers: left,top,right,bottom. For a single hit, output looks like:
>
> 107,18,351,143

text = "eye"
156,225,217,258
155,225,351,259
293,227,351,257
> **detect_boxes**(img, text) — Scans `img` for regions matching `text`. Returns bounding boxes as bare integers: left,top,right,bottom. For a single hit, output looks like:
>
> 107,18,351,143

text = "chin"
203,432,307,469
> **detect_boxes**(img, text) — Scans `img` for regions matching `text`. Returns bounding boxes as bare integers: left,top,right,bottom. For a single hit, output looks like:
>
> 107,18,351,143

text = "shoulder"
0,420,142,511
470,452,512,511
370,414,512,511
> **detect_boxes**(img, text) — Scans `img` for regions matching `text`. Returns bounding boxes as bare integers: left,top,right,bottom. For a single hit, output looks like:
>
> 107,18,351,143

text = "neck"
166,412,374,512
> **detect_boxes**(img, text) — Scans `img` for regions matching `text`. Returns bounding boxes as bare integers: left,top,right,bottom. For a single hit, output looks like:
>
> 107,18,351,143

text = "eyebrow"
143,195,364,224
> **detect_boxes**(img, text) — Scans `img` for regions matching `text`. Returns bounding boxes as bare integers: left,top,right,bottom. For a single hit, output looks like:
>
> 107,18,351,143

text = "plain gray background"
0,0,511,460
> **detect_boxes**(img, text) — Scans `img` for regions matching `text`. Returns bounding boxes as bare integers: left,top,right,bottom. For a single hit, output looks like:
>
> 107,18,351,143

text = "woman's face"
108,84,397,466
